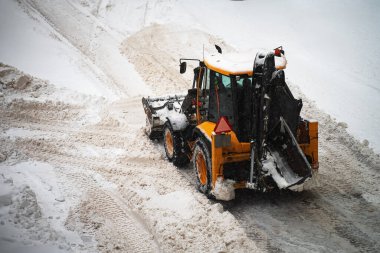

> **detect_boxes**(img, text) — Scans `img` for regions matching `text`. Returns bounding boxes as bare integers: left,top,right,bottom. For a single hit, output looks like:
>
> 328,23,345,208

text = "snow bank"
0,0,115,99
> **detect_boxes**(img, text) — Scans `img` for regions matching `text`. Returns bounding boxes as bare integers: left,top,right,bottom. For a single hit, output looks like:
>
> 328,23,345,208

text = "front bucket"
264,117,312,189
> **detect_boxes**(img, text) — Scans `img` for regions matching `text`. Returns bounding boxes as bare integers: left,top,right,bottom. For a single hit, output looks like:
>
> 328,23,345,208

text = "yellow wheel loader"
142,46,318,200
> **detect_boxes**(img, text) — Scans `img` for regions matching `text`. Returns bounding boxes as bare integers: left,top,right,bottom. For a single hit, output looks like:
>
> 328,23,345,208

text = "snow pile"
122,24,231,95
166,109,188,130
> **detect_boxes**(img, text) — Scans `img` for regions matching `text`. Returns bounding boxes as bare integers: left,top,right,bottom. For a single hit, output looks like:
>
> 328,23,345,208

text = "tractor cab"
181,50,287,142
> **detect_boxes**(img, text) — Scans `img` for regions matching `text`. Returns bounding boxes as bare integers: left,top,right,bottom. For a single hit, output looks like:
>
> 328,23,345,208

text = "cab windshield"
201,68,252,141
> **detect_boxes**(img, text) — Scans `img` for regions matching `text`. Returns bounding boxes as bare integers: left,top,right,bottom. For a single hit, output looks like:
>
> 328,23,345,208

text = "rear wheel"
193,138,212,196
163,123,189,167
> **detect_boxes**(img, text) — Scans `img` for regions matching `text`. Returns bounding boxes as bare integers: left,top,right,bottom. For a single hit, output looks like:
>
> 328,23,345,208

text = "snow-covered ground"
1,0,379,252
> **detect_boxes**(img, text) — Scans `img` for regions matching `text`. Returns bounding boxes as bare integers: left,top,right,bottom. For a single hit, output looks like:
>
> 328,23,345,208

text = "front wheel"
163,123,189,167
192,138,212,196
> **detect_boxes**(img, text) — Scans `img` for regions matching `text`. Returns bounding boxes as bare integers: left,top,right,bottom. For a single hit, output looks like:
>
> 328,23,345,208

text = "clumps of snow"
262,153,290,189
13,186,43,226
13,75,31,90
362,192,380,206
0,63,109,106
0,162,95,252
0,183,68,252
166,109,189,131
0,152,6,162
148,96,189,130
212,177,235,201
337,122,348,129
0,66,31,91
362,139,370,147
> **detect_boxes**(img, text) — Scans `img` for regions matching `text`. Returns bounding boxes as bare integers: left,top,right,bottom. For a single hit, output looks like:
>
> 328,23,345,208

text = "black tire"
163,123,189,167
192,138,212,197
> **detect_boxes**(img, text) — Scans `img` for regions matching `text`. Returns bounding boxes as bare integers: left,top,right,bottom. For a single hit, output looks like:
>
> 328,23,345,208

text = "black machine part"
266,117,312,188
250,51,312,189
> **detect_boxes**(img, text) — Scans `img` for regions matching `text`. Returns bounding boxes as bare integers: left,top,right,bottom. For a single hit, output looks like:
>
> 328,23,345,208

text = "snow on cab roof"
204,51,287,76
204,53,254,76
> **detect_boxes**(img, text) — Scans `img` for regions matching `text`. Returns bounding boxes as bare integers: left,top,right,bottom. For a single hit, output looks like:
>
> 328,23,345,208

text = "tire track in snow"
63,171,161,253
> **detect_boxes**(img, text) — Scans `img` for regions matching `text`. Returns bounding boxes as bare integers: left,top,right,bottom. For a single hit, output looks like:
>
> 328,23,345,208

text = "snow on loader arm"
142,95,187,140
142,46,319,200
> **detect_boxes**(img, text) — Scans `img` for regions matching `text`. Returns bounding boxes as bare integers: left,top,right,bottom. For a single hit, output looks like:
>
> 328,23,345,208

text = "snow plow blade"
142,95,186,139
266,117,312,189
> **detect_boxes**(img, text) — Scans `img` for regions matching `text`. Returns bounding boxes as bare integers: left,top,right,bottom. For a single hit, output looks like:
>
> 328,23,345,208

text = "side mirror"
180,61,187,74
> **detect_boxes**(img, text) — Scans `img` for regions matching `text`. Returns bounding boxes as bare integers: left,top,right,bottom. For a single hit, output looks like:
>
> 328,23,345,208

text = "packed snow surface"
1,0,380,253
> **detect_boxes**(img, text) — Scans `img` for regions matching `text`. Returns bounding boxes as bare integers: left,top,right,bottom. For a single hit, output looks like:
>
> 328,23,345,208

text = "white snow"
1,0,379,252
0,0,115,99
166,109,189,131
